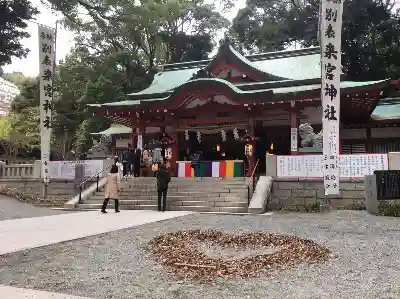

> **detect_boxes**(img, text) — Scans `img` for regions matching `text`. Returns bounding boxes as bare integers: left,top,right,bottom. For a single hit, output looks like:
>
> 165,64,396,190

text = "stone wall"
269,179,365,211
0,178,94,201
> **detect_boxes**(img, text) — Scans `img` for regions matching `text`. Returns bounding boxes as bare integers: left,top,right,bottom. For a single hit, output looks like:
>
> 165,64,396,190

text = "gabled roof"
90,123,131,135
88,79,389,109
128,45,321,98
372,98,400,120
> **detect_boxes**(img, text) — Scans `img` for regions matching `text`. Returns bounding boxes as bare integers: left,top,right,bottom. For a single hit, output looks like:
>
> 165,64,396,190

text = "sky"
2,0,247,77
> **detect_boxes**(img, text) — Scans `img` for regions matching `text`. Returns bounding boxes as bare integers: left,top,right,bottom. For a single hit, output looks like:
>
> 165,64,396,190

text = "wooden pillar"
137,125,145,149
111,136,116,157
130,121,136,148
366,127,372,153
248,116,256,177
290,101,298,155
170,130,178,177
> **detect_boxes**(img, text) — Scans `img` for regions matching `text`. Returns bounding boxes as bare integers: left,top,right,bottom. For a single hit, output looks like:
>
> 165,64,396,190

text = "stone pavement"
0,196,71,221
0,285,92,299
0,210,193,255
0,209,193,298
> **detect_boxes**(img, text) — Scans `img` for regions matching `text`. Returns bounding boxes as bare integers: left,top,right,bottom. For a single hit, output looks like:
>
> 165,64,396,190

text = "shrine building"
89,42,400,176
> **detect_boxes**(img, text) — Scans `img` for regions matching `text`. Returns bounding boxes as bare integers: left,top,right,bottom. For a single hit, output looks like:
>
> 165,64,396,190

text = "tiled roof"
128,46,321,97
89,79,388,108
90,124,131,135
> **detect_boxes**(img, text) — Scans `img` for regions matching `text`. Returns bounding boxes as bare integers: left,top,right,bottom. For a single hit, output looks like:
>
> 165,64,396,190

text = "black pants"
101,198,119,211
128,162,135,175
157,189,167,211
122,162,128,176
133,163,140,177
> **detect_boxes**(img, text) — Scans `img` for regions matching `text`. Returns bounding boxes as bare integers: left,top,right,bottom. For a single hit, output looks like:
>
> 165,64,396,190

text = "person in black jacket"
133,148,142,177
156,163,171,212
127,145,136,176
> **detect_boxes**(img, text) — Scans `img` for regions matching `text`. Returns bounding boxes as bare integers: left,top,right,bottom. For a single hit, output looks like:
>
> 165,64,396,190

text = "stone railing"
0,163,35,178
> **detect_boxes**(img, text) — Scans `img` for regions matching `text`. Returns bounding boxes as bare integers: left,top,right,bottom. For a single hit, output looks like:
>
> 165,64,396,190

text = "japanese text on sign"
320,0,344,195
276,154,388,178
38,24,55,183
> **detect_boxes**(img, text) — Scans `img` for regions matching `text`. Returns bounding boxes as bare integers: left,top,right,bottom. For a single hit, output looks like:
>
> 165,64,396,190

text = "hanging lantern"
197,131,202,143
165,148,172,159
159,133,177,146
221,129,227,142
216,144,221,152
233,128,239,140
239,130,259,142
245,144,253,156
184,130,189,141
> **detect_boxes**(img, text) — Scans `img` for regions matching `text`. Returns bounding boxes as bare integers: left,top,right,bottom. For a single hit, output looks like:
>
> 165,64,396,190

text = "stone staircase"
76,177,250,213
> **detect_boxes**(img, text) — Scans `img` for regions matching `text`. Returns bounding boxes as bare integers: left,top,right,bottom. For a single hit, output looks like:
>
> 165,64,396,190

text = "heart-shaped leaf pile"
149,229,331,281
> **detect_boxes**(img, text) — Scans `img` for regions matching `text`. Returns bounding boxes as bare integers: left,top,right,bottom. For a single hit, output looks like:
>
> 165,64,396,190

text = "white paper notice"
276,154,388,178
291,128,298,152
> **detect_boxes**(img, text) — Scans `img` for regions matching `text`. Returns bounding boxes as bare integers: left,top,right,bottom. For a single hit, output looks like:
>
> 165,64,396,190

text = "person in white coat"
114,156,124,180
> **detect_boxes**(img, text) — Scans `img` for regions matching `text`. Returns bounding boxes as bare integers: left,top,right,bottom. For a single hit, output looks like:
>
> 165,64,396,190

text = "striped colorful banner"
177,161,243,178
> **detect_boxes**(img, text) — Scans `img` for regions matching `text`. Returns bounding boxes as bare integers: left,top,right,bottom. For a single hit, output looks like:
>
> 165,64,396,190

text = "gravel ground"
0,211,400,299
0,195,74,221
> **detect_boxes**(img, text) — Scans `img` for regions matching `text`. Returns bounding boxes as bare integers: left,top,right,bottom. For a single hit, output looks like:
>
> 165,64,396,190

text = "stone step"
121,181,248,187
123,180,248,185
121,180,248,187
119,188,248,194
88,194,246,202
97,189,247,195
83,199,248,208
76,203,248,213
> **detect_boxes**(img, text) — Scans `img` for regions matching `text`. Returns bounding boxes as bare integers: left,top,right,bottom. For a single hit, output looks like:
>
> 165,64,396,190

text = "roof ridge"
162,46,320,71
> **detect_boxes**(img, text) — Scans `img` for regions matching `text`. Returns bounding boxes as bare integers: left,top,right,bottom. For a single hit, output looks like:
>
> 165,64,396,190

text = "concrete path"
0,285,92,299
0,210,193,256
0,196,72,221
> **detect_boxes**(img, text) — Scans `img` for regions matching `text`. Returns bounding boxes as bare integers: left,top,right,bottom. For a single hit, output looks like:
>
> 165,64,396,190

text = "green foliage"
0,0,39,66
37,0,232,154
379,201,400,217
73,119,91,155
346,203,366,211
229,0,400,80
8,107,41,150
304,201,320,212
10,76,39,113
2,71,31,87
0,116,12,139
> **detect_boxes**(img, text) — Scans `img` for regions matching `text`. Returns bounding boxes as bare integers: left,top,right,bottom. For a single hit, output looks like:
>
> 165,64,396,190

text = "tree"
229,0,400,80
40,0,232,154
10,76,39,112
0,0,39,66
2,71,30,87
45,0,230,87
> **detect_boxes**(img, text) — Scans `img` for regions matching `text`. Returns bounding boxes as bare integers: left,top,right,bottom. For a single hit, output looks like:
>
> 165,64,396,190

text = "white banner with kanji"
38,24,55,183
320,0,344,195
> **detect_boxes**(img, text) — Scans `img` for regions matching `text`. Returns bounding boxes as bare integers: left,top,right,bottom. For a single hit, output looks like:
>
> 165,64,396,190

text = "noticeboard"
375,170,400,200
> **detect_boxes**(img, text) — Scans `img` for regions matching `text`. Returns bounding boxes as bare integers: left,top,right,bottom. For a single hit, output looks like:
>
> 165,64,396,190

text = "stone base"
268,179,365,211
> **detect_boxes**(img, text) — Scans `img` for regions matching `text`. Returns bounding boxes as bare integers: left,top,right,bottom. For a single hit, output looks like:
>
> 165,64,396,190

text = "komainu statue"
298,123,323,148
89,134,112,157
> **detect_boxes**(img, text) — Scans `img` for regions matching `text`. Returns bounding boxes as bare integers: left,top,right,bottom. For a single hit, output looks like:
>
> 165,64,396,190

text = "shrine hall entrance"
255,126,291,174
182,132,247,162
